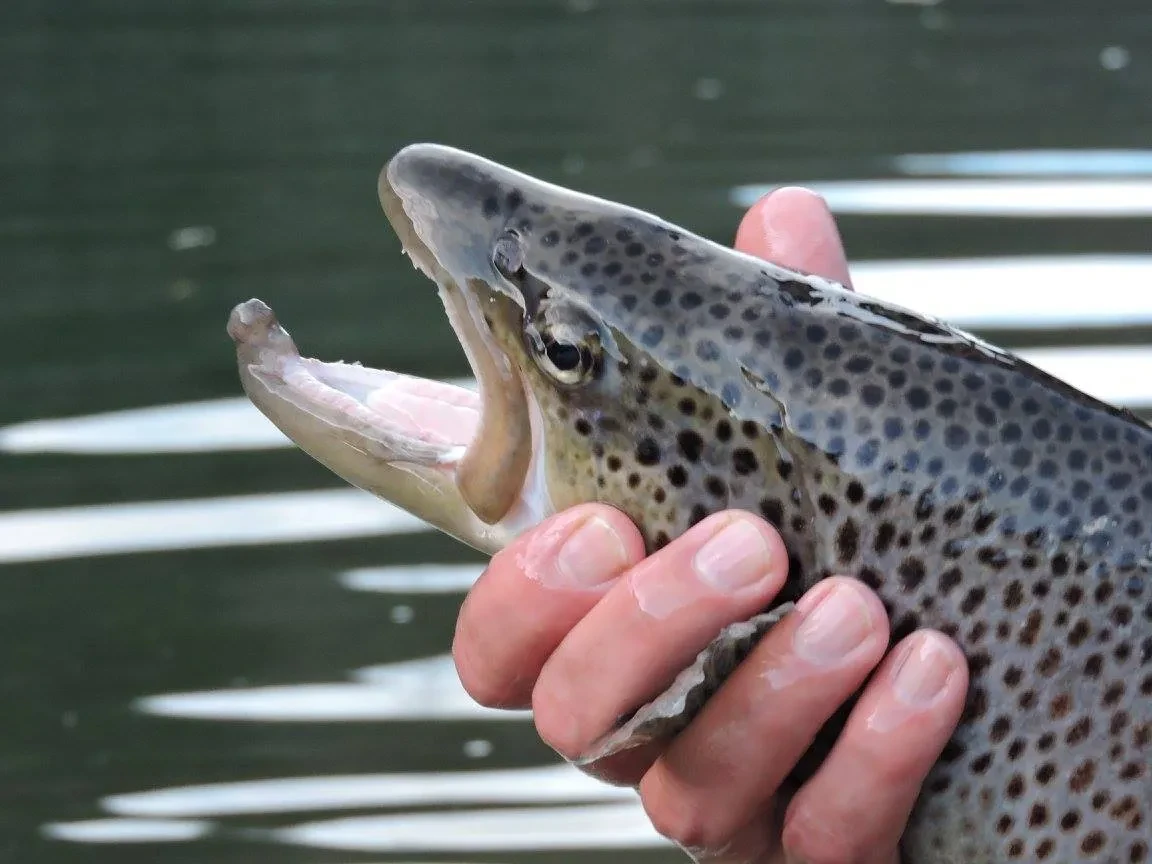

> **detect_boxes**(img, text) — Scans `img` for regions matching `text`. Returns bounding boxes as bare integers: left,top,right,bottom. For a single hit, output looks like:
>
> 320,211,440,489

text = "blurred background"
1,0,1150,861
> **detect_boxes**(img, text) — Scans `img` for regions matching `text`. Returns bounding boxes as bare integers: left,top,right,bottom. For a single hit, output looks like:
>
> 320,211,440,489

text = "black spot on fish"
836,519,859,563
732,449,758,475
677,430,704,462
906,387,930,409
636,438,660,465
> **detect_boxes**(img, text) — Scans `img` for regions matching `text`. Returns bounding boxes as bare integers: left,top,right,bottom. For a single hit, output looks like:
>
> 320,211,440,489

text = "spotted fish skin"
380,146,1151,863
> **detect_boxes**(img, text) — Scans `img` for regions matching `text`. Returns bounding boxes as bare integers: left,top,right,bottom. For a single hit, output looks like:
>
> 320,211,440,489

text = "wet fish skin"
235,144,1151,864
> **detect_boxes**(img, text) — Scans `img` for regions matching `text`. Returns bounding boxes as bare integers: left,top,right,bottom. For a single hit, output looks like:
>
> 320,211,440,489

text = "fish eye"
535,329,600,386
492,230,525,281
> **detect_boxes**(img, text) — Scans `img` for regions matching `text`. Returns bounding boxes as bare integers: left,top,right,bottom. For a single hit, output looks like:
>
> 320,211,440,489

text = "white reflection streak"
0,397,292,453
274,802,668,852
135,655,528,723
1007,347,1152,406
892,149,1152,176
103,764,632,818
0,489,426,565
42,818,211,843
339,563,484,594
730,179,1152,216
849,256,1152,329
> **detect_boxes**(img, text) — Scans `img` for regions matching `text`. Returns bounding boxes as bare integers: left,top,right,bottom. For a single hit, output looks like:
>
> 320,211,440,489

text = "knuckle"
781,806,865,864
642,789,728,853
452,628,519,710
529,682,584,760
452,653,503,709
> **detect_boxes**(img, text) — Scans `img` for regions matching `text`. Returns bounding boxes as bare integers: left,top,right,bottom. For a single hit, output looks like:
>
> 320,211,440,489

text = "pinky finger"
779,631,969,864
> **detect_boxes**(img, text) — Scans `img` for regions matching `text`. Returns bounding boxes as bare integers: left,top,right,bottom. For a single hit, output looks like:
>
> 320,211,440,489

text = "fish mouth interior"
228,296,482,467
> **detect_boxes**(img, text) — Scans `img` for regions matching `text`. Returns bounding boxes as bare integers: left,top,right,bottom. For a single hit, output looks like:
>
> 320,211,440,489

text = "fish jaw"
226,298,552,555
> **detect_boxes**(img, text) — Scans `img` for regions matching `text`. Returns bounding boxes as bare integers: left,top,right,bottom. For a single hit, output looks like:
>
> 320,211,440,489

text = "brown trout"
228,144,1150,863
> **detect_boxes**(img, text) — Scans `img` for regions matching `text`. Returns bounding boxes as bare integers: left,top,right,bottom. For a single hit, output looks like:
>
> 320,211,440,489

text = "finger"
780,630,969,864
453,504,643,709
531,512,788,772
638,577,890,859
734,187,853,289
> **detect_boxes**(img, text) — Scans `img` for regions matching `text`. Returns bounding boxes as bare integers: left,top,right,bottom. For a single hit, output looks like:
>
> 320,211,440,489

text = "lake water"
1,1,1150,861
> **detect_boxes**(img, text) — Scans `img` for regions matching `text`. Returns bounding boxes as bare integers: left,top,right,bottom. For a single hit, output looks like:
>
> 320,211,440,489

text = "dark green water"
1,1,1150,861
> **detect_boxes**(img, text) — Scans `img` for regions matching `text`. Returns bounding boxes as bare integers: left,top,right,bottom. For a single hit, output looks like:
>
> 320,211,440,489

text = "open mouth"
226,164,548,549
225,162,511,480
226,298,481,471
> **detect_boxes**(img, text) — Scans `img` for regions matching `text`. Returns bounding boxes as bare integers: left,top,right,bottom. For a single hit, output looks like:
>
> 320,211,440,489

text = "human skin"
452,188,970,864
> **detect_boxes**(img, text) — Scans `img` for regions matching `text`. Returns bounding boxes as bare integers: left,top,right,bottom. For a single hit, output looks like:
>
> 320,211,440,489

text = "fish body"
229,144,1150,863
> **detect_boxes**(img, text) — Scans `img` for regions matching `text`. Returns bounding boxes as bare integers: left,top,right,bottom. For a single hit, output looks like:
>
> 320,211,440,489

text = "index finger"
734,187,853,289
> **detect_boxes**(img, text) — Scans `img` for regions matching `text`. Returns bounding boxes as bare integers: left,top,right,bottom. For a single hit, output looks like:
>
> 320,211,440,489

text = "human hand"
452,188,970,863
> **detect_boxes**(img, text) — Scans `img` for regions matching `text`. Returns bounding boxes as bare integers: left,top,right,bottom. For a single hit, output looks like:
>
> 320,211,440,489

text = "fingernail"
553,517,630,588
892,633,956,706
793,582,873,664
692,519,772,592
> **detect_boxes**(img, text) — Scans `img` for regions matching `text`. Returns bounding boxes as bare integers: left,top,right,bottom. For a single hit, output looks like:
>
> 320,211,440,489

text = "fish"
228,143,1150,863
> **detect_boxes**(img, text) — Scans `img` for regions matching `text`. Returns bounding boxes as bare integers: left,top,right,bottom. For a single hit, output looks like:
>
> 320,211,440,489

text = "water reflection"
101,765,633,817
730,179,1152,216
45,801,667,855
734,147,1152,215
0,489,425,564
42,820,212,844
137,653,524,722
892,148,1152,176
340,563,484,594
275,803,665,853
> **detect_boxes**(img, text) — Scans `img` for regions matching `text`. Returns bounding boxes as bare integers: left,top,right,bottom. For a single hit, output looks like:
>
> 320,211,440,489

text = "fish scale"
230,144,1151,864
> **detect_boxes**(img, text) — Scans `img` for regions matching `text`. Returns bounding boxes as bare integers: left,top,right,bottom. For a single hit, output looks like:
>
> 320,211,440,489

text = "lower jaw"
229,297,542,554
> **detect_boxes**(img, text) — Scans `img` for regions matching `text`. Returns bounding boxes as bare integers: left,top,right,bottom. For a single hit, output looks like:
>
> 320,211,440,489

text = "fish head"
380,143,761,548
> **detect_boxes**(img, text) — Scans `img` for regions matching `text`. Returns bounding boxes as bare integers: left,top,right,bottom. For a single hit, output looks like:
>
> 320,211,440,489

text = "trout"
228,144,1150,864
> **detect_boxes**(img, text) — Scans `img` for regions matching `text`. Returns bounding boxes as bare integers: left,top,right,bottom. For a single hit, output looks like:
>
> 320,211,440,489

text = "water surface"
1,1,1150,861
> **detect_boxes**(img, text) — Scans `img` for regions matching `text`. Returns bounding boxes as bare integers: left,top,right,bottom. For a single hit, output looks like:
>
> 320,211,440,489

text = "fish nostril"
492,230,524,280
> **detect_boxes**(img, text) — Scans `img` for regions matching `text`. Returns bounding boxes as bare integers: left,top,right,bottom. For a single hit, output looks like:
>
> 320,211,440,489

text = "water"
1,1,1150,860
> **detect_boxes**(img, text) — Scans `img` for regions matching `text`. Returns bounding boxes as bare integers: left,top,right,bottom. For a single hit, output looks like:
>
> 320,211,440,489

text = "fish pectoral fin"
574,602,797,766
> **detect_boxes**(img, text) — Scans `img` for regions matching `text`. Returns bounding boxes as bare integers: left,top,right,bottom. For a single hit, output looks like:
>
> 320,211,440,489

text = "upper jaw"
377,157,443,285
376,154,539,529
